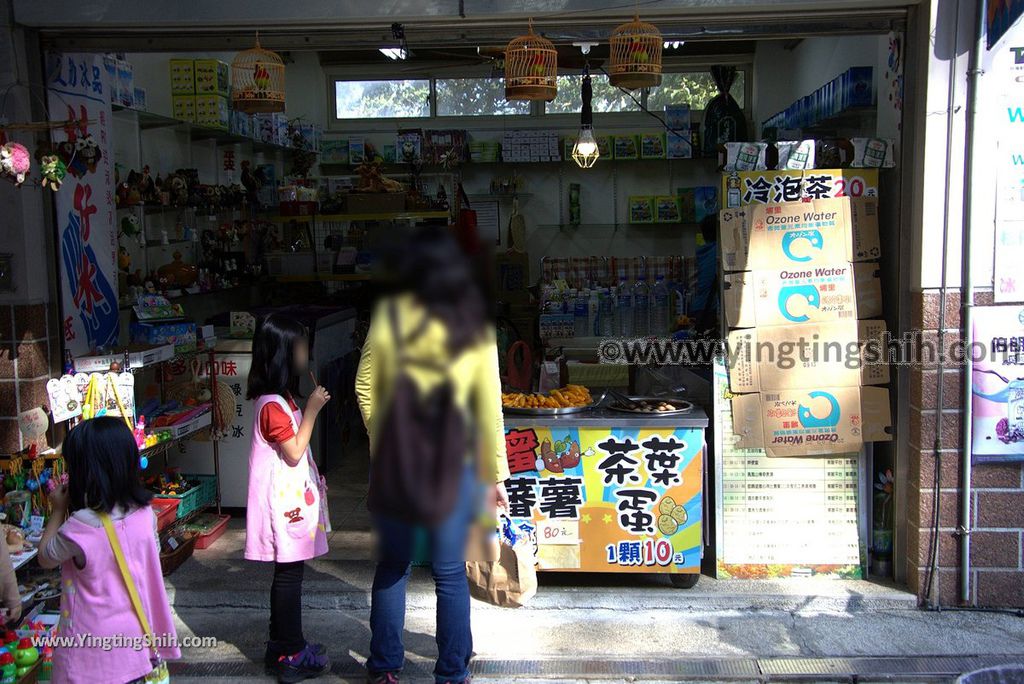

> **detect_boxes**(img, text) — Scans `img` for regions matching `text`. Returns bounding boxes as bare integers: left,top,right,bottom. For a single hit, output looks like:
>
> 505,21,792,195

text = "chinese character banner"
721,169,879,209
503,425,703,574
46,53,118,355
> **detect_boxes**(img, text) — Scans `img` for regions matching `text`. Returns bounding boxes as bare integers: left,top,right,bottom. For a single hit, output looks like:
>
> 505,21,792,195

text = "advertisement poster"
45,53,118,356
712,357,863,578
970,305,1024,461
721,168,879,208
989,24,1024,301
503,425,703,573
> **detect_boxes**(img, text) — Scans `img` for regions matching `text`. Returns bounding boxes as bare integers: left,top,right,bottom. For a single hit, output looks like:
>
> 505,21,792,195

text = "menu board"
503,424,704,574
713,357,864,578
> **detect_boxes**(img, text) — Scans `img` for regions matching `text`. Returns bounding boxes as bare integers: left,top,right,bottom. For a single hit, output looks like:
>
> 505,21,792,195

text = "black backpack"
367,301,469,526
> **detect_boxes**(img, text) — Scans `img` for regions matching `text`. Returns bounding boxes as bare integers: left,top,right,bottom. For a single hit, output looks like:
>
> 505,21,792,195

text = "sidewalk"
163,514,1024,682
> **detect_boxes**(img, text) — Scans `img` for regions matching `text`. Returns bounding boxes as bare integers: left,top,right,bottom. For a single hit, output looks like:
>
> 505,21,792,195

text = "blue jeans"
367,470,477,684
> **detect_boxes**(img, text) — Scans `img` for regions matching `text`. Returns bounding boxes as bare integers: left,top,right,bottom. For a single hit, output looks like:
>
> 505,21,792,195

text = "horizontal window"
334,79,430,119
546,74,641,114
435,77,530,116
647,71,746,111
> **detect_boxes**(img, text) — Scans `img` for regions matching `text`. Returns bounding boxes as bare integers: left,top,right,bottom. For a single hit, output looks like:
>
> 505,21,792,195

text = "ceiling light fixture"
572,64,600,169
380,23,410,60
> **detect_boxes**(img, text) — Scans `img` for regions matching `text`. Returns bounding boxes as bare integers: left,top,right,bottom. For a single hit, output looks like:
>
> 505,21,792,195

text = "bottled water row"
556,275,676,338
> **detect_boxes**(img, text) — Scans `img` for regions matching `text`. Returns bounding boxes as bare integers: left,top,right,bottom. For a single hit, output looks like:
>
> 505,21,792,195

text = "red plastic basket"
192,514,230,550
152,499,181,531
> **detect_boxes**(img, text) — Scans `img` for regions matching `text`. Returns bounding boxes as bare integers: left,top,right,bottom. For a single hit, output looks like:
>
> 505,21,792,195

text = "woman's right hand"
307,385,332,414
48,482,69,512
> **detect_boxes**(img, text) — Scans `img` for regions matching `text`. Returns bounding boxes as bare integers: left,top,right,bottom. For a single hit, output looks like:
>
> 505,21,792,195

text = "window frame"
325,57,752,133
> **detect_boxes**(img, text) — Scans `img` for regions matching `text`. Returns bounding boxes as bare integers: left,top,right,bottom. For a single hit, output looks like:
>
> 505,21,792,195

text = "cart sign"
971,305,1024,461
721,168,879,209
503,425,703,573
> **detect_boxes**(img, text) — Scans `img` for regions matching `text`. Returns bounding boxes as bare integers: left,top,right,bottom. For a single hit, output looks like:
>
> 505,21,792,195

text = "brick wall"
0,302,61,453
907,290,1024,607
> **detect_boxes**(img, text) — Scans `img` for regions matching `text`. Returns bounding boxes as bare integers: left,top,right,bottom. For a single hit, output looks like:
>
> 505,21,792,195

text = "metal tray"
502,404,594,416
606,396,694,416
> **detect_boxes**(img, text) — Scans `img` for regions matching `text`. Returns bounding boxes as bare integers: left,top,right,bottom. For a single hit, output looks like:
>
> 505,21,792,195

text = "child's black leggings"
270,560,305,653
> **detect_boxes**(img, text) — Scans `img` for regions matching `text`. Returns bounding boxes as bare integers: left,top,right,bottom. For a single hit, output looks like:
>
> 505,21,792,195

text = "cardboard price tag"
537,519,580,546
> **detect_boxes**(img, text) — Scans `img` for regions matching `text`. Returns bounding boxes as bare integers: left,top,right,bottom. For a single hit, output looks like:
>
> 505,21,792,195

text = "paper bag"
465,517,537,608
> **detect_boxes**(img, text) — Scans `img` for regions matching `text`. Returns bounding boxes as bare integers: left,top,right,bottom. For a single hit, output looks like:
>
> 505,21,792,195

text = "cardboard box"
720,197,880,272
169,59,196,94
731,385,892,457
723,261,882,328
613,135,639,160
641,133,666,159
194,59,230,96
195,94,229,130
171,95,196,122
130,321,197,353
726,319,890,393
655,196,681,223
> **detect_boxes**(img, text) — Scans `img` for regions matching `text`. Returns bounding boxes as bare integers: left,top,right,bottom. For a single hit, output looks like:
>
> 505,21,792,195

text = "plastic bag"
466,516,538,608
702,66,748,156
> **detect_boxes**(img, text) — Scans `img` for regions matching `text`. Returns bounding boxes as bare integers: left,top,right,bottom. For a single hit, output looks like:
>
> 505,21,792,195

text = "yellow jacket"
355,294,510,483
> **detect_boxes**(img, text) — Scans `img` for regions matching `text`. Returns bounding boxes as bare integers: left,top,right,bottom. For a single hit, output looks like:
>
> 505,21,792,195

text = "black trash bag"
702,66,748,156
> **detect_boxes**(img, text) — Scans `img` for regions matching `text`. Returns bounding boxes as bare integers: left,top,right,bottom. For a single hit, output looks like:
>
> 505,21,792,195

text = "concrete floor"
162,457,1024,683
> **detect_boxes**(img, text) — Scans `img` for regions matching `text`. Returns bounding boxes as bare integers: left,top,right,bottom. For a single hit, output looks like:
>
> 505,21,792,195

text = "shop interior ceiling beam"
19,0,909,52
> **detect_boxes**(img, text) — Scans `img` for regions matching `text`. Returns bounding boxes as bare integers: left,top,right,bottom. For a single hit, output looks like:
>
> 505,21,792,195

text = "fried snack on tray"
502,384,592,409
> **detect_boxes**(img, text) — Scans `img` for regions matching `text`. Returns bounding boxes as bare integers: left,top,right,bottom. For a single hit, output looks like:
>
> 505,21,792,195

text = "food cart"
502,400,708,587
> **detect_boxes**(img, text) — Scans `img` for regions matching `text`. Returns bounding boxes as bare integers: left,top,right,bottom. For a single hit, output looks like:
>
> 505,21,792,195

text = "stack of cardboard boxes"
170,59,231,130
719,196,892,457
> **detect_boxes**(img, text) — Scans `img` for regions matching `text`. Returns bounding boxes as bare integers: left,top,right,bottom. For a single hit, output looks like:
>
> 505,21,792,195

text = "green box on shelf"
157,475,217,519
194,59,230,97
130,321,197,354
628,196,655,224
641,133,666,159
613,135,640,160
655,195,682,223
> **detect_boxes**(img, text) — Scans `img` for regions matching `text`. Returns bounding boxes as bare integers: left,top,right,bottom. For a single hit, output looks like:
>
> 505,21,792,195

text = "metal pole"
958,0,987,606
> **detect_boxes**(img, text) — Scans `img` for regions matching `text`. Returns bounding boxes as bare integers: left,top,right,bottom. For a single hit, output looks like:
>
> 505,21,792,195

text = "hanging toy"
139,455,149,470
25,478,38,493
44,472,68,494
0,142,31,186
39,155,67,191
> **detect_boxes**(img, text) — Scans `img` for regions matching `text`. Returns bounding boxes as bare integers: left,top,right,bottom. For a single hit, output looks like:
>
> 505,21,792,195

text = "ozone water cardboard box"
726,319,889,393
723,261,882,328
731,385,892,457
720,197,880,272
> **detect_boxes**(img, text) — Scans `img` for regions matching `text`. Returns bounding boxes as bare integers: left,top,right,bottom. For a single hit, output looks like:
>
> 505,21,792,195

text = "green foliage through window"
335,79,430,119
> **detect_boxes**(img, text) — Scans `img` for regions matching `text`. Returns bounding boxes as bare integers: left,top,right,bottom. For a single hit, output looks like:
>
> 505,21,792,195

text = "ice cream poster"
971,306,1024,461
503,425,703,573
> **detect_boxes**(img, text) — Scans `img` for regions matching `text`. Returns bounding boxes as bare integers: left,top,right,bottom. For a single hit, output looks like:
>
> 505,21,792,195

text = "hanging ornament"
0,142,31,186
504,19,558,102
39,155,67,191
608,14,663,90
231,33,286,114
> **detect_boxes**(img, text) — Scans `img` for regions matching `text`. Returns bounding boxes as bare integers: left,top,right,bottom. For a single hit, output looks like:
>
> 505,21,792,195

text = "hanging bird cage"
231,33,286,114
608,15,663,90
505,19,558,102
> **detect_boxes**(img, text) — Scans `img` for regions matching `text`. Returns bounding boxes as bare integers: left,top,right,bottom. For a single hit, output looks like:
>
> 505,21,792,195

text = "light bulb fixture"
380,23,410,60
571,66,600,169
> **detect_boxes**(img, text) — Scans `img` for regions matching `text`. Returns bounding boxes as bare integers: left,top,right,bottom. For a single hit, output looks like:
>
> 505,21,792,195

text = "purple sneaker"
276,643,330,683
366,673,399,684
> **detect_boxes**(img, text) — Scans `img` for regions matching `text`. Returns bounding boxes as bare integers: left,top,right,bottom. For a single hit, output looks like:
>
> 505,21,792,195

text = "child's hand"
48,482,69,511
307,386,331,415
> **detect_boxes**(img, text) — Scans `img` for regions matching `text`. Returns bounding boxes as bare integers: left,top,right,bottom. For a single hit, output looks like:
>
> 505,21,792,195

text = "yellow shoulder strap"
99,512,155,643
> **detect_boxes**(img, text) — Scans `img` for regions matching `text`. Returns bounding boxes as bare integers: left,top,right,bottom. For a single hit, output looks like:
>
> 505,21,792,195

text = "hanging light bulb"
572,66,600,169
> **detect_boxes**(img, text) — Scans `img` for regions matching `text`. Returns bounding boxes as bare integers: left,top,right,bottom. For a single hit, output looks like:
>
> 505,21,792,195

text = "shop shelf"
317,210,449,221
75,344,176,372
10,548,36,572
275,273,372,283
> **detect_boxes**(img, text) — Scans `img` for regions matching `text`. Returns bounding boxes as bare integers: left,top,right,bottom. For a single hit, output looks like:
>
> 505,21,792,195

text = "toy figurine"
0,142,31,186
139,164,157,203
39,155,67,191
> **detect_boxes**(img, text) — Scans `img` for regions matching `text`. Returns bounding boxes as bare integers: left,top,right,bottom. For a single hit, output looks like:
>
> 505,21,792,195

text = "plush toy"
0,142,31,186
39,155,66,191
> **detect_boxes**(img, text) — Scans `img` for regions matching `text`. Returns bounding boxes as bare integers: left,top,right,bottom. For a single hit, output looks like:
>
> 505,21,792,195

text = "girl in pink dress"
38,416,180,684
246,313,331,683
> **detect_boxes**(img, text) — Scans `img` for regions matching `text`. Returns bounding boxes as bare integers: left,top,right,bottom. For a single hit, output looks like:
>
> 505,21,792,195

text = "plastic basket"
160,531,198,576
159,474,217,519
152,498,180,531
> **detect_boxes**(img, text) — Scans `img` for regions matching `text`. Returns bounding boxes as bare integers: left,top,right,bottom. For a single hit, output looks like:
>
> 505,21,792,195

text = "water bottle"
633,276,650,336
617,276,633,337
652,275,670,335
599,288,615,337
573,289,589,337
588,288,601,335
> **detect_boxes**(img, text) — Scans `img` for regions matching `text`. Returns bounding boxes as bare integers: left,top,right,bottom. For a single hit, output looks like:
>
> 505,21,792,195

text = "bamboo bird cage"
504,19,558,102
231,33,286,114
608,15,663,90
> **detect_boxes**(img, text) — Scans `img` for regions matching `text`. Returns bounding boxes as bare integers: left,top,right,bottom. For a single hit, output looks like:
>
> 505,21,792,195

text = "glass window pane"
334,79,430,119
435,78,530,116
647,71,746,111
546,74,640,114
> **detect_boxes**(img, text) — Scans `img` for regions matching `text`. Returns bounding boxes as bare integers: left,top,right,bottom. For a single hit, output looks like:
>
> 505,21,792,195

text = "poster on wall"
970,305,1024,462
987,0,1024,50
45,53,118,356
502,424,703,573
990,23,1024,301
720,168,879,208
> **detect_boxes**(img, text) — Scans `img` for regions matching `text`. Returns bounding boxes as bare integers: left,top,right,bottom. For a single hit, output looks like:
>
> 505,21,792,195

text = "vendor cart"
503,405,708,587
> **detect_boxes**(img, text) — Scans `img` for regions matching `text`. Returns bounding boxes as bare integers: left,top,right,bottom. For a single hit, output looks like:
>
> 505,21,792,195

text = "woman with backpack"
355,225,509,684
